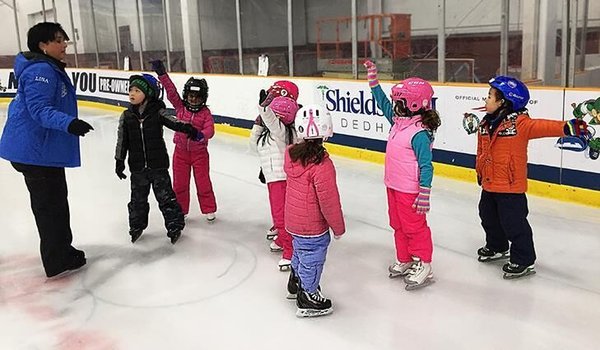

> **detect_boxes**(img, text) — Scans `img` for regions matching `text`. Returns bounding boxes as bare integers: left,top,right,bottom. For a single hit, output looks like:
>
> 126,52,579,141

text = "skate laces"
308,290,326,302
408,261,423,276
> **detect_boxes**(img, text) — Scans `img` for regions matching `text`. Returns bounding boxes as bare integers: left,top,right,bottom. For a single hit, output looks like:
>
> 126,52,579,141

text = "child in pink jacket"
151,60,217,222
284,104,345,318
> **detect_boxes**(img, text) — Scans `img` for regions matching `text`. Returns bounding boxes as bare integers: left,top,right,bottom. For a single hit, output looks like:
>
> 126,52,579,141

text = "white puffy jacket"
249,105,296,183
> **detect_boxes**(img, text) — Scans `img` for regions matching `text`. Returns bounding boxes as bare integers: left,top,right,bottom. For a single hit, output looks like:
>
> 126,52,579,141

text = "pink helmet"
391,77,434,113
295,104,333,140
268,80,299,101
269,96,299,125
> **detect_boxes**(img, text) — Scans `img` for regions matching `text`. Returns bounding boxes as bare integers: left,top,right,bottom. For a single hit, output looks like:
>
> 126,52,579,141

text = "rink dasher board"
0,68,598,192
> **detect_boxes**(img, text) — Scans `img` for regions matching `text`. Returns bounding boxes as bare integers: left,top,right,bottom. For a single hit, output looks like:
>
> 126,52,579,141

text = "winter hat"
129,74,160,99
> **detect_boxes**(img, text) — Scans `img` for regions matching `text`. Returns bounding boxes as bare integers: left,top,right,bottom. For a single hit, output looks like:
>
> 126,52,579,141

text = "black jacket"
115,99,188,172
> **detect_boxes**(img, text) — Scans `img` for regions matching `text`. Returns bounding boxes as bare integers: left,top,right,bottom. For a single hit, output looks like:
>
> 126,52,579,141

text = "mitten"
259,89,268,106
150,60,166,76
363,60,379,88
115,159,127,180
412,186,431,214
258,168,266,184
564,118,588,137
67,119,94,137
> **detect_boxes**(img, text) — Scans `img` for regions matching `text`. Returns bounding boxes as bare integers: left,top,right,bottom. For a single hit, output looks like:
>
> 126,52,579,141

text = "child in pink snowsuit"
250,90,299,271
151,60,217,222
364,60,441,290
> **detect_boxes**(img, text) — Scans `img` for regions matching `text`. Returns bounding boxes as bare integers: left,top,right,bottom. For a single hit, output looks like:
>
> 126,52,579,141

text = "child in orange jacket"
475,76,587,279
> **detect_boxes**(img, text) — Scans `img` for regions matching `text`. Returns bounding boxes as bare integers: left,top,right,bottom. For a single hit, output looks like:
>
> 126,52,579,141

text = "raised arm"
364,60,394,124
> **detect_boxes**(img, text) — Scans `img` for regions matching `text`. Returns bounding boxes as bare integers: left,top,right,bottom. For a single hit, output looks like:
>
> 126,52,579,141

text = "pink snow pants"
387,188,433,263
268,180,292,260
172,147,217,215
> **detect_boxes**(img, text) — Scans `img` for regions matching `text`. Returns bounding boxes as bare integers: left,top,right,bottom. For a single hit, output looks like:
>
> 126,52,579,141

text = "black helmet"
183,77,208,112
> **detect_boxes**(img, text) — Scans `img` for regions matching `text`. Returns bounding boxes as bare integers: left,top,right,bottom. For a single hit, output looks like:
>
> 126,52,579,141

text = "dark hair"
257,122,295,147
420,109,441,132
27,22,69,53
490,87,514,118
288,139,326,167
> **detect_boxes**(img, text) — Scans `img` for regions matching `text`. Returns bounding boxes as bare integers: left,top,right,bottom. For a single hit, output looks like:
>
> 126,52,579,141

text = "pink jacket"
385,116,428,194
158,73,215,151
284,146,345,237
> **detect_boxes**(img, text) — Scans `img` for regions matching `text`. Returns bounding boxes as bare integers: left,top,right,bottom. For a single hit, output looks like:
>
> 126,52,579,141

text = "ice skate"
477,246,510,262
296,289,333,318
403,258,434,291
269,240,283,253
278,258,291,271
266,226,277,240
388,260,415,278
206,212,216,223
167,230,182,244
502,262,536,280
130,229,143,243
286,269,299,299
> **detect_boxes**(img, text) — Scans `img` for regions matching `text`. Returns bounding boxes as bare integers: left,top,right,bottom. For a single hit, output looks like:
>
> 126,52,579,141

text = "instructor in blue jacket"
0,22,93,278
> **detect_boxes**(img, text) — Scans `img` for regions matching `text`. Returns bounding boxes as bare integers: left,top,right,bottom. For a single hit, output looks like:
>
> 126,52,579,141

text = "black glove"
67,119,94,137
115,159,127,180
258,168,266,184
181,123,198,140
259,89,268,106
150,59,166,76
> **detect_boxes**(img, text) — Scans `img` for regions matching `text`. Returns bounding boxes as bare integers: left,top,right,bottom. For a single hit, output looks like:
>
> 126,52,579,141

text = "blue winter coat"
0,52,80,167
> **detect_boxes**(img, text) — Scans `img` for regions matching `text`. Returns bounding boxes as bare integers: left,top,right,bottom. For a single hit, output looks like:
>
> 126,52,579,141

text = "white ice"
1,107,600,350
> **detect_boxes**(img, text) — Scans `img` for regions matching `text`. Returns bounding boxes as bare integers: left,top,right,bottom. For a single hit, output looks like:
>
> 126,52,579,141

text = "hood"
284,145,329,178
14,52,66,79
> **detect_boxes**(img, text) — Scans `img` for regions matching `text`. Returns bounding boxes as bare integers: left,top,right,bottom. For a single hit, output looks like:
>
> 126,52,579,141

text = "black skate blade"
404,278,435,291
503,269,536,280
477,254,510,263
296,307,333,318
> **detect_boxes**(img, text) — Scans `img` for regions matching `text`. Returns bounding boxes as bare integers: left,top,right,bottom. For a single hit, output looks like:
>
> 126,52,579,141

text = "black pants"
478,190,536,266
129,168,184,233
12,162,80,276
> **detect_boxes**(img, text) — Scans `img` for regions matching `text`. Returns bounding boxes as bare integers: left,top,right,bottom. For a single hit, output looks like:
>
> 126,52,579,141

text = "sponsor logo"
35,76,49,83
99,77,130,95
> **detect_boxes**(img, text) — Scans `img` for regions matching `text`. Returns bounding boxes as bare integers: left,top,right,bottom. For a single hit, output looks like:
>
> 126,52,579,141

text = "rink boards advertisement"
0,68,598,191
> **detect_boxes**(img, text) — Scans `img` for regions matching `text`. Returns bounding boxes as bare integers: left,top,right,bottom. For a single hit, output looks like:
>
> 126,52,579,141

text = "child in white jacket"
250,95,299,270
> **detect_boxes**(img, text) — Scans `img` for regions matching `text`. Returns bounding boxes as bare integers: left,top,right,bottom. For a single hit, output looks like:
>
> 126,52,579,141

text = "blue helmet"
488,75,530,111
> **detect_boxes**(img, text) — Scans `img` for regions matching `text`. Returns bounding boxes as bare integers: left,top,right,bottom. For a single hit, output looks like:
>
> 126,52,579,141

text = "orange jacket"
476,112,565,193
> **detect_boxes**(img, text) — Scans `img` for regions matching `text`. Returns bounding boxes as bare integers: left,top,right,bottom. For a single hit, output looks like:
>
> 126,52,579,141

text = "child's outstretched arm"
151,60,184,111
521,116,571,139
159,109,199,139
314,163,346,237
364,60,394,124
258,105,286,140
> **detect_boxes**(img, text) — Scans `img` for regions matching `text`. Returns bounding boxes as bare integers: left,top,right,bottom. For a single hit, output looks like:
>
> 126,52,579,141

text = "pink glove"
412,186,431,214
363,60,379,88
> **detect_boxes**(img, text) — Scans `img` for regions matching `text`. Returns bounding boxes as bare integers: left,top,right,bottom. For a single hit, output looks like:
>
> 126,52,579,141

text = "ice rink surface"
1,107,600,350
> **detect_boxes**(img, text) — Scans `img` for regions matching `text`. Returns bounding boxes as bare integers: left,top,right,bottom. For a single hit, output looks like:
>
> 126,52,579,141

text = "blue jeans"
291,232,331,293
